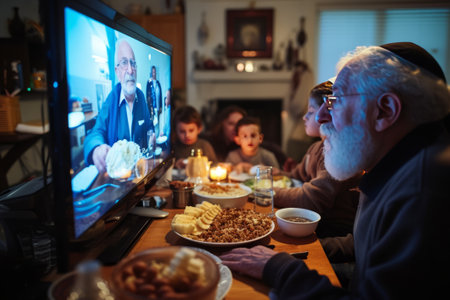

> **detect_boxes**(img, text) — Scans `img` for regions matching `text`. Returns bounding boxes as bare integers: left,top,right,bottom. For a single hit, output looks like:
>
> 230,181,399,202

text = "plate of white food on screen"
154,146,162,156
171,201,274,247
105,140,142,180
156,135,168,144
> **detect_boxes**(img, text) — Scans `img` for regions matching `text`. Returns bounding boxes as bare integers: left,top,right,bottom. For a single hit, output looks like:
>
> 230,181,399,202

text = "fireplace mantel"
190,69,298,152
192,70,292,82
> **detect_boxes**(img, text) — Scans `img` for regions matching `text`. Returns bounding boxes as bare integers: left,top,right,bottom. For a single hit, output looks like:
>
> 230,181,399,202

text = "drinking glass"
254,166,274,217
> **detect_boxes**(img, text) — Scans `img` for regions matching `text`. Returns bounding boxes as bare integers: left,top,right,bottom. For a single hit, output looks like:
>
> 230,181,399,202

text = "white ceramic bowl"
193,183,252,208
275,208,321,237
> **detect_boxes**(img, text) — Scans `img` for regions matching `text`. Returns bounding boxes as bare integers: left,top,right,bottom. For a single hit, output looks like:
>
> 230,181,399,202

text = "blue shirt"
84,83,153,165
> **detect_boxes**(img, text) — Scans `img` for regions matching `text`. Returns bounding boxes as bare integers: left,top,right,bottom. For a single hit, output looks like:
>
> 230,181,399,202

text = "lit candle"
210,165,227,181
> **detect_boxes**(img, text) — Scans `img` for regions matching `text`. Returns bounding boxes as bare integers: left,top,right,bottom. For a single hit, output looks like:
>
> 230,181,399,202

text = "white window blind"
318,8,450,83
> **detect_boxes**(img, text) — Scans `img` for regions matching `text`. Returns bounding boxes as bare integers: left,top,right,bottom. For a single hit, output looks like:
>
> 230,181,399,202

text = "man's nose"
316,103,331,124
126,64,133,73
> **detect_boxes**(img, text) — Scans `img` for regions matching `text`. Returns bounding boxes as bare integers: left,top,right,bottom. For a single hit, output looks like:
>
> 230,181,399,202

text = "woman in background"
204,106,247,161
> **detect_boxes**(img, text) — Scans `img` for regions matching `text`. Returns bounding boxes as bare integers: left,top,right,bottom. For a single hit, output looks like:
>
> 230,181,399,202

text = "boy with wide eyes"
226,116,279,174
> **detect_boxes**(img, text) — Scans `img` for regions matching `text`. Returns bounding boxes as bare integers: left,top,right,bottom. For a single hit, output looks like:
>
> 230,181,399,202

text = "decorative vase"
8,7,25,38
286,40,294,70
198,12,209,45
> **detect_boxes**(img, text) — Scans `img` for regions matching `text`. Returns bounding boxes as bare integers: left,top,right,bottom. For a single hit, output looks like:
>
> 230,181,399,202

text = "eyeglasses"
117,58,137,69
322,93,367,111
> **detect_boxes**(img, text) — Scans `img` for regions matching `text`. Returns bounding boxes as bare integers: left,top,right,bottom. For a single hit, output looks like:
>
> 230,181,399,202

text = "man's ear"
234,135,241,145
374,93,402,132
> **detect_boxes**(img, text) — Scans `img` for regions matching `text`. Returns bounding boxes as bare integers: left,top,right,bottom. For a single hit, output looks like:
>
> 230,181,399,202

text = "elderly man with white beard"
84,39,154,173
220,42,450,299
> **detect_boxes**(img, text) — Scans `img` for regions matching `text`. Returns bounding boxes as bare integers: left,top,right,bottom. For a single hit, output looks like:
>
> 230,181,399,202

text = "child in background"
226,116,279,173
172,105,217,169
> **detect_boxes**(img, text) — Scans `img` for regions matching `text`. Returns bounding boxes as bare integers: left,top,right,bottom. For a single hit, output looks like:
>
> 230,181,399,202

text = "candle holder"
209,165,228,182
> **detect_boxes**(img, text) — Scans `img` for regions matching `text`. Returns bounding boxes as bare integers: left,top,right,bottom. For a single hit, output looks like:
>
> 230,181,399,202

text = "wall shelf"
192,70,292,83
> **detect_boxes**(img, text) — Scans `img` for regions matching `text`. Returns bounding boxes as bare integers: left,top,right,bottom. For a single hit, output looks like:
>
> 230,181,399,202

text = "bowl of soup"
275,208,321,237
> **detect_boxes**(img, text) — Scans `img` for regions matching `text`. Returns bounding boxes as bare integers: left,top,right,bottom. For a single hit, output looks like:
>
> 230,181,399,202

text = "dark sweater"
263,119,450,299
275,141,360,238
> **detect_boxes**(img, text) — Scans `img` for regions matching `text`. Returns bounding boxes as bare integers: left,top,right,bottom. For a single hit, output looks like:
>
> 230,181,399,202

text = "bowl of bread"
111,246,220,300
106,139,142,180
193,182,252,208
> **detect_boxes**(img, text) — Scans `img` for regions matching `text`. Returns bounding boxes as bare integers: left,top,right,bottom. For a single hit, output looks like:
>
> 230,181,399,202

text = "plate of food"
156,135,168,144
228,165,270,182
154,146,162,156
243,175,293,190
171,202,274,247
187,247,233,300
193,182,252,208
105,139,142,180
228,170,253,182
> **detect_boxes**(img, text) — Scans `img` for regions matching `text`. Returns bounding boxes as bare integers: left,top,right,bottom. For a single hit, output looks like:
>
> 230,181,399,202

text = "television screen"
64,7,172,238
44,0,173,271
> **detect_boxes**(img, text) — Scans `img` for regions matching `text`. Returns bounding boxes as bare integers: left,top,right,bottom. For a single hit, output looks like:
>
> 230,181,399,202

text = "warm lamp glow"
244,61,254,72
236,62,245,72
210,165,227,181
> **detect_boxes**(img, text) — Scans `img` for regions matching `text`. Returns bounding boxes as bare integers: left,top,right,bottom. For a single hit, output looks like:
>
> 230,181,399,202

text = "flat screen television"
44,0,174,272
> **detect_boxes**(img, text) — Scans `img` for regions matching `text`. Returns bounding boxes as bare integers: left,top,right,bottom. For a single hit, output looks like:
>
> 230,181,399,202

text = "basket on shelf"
0,95,21,132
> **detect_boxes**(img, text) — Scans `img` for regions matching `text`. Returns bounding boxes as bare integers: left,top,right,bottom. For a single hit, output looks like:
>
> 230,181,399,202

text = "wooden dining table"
119,186,341,299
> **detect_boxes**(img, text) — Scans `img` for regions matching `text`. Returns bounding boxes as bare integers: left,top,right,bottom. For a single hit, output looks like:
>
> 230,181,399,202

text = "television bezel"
44,0,174,272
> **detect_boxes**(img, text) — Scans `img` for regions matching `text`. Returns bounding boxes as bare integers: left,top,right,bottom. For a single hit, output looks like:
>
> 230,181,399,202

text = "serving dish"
174,221,275,247
228,170,253,182
228,165,267,182
111,247,220,300
243,175,293,190
187,247,232,300
193,183,252,208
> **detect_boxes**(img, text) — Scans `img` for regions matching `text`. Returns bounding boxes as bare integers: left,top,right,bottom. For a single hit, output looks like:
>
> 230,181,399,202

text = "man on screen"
84,39,154,172
147,65,163,125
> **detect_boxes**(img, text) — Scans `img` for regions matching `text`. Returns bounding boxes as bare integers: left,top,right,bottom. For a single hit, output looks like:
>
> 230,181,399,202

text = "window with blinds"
317,8,450,83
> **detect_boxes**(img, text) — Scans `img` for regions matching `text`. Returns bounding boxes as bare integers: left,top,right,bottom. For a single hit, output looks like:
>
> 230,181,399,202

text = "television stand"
97,213,152,265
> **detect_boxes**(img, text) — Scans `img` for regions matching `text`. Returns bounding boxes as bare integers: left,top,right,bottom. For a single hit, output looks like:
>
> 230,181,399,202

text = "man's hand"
220,245,277,279
92,144,111,173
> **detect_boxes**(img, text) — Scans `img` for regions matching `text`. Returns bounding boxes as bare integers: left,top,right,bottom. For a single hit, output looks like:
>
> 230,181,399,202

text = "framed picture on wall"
226,9,274,58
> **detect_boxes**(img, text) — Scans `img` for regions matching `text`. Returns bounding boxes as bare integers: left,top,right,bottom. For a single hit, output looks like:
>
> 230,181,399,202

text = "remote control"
130,207,169,218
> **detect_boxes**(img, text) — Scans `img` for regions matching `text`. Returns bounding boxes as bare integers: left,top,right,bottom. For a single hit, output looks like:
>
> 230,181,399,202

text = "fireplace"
190,70,301,153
